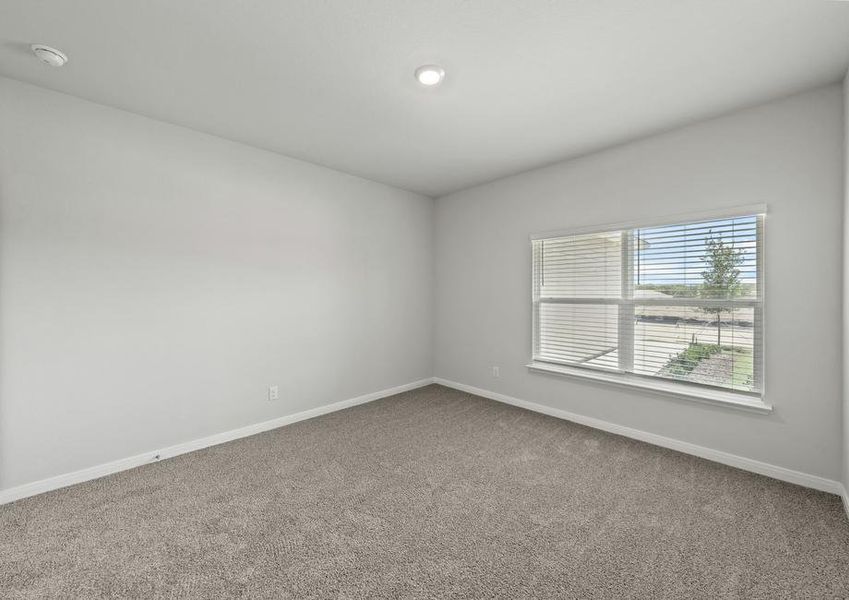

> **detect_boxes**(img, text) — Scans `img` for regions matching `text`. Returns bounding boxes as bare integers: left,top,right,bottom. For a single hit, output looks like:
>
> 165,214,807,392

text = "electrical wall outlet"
268,385,279,401
492,366,500,378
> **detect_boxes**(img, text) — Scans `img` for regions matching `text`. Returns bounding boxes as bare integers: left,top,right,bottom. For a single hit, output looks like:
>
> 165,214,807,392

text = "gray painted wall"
844,71,849,493
1,75,844,494
0,77,434,491
435,84,844,481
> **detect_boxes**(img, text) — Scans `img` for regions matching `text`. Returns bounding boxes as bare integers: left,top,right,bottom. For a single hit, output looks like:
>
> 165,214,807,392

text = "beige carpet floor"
2,384,848,599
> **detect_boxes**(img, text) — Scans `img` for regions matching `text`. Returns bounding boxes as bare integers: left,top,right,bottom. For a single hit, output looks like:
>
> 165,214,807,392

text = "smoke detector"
31,45,68,67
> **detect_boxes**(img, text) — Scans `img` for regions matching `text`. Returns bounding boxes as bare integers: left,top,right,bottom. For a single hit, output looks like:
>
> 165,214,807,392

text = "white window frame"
528,205,770,413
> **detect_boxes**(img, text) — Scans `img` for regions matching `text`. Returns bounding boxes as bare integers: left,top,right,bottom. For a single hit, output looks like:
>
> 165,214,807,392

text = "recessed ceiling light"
415,65,445,87
31,44,68,67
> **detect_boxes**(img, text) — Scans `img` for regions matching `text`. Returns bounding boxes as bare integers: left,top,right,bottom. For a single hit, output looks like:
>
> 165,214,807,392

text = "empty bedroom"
1,1,849,598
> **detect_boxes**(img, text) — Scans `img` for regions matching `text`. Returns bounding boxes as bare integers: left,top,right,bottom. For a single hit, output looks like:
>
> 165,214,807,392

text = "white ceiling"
2,1,849,197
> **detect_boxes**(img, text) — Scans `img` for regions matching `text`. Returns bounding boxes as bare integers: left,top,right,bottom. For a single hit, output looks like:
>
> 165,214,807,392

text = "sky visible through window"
635,216,757,290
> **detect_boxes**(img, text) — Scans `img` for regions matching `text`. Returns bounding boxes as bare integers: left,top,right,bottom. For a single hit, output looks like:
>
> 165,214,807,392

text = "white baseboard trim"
433,377,844,497
841,485,849,522
0,378,433,506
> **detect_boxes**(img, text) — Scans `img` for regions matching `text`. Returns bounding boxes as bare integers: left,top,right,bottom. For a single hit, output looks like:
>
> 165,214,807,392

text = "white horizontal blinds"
634,217,759,299
633,304,757,391
534,231,623,371
539,232,622,298
633,215,761,393
532,213,763,395
537,303,620,369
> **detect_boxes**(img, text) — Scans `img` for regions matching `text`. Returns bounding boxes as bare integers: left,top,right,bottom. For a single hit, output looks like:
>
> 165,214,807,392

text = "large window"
531,211,764,400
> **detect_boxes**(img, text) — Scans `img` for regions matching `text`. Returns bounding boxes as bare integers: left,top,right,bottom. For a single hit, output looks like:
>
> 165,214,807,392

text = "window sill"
526,361,772,414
